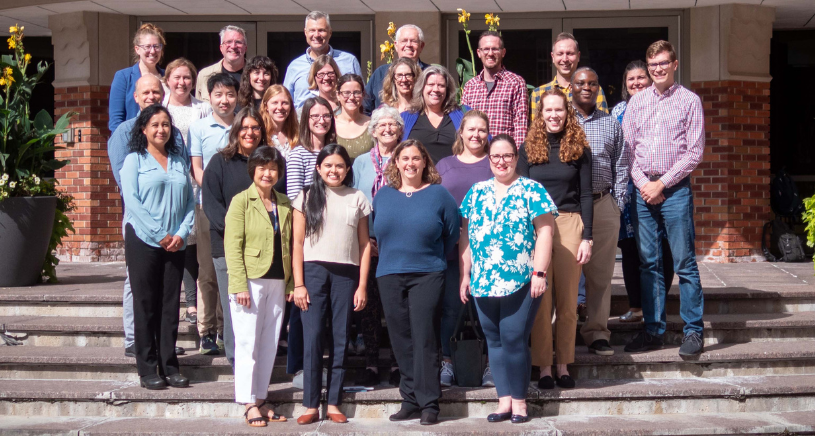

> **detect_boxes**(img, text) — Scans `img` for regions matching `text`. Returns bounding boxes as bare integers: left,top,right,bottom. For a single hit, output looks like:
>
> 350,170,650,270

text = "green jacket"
224,184,294,295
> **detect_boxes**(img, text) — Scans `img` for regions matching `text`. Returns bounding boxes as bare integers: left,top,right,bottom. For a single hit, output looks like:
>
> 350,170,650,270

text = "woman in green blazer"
224,145,293,427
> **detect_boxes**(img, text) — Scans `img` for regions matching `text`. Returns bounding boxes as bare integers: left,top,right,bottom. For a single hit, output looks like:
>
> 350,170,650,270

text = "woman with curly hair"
238,56,278,111
371,139,460,425
518,88,592,390
380,58,421,113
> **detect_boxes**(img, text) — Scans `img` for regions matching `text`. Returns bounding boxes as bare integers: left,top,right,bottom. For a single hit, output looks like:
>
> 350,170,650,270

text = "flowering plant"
0,25,76,282
379,22,398,64
455,9,501,101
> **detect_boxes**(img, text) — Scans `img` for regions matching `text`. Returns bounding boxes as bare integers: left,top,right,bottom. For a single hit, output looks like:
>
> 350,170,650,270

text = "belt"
648,174,663,182
592,189,610,200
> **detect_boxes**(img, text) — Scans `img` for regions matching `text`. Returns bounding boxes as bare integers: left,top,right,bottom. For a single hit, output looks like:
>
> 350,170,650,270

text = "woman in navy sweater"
372,139,460,426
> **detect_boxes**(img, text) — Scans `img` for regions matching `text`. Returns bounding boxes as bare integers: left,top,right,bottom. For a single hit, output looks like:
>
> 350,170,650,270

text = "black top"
260,210,285,280
517,131,594,240
221,64,243,87
408,113,456,164
253,98,262,112
202,152,287,258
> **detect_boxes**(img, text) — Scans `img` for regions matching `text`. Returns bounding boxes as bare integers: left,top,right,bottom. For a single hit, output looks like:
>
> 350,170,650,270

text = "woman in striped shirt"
286,97,338,200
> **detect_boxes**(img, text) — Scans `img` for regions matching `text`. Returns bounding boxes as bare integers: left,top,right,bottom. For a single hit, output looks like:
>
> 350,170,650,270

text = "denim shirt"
283,46,361,109
121,151,195,248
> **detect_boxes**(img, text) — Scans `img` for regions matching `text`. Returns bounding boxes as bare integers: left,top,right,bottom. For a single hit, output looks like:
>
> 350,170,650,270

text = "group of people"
106,11,706,427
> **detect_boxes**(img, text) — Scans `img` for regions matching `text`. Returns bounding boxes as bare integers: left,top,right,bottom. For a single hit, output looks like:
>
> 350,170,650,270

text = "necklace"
405,191,413,198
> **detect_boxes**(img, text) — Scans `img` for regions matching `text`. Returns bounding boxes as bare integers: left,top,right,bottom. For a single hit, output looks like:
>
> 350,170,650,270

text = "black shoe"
588,339,614,356
184,310,197,324
175,346,185,356
537,375,555,390
355,368,380,387
679,331,704,356
624,331,664,353
555,375,575,389
199,334,219,355
165,373,189,388
510,414,530,424
140,374,167,390
124,345,135,358
389,408,421,421
487,412,512,422
420,410,439,425
389,368,401,387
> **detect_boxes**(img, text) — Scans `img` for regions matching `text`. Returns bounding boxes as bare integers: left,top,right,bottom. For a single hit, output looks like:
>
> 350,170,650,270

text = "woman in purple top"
435,110,494,387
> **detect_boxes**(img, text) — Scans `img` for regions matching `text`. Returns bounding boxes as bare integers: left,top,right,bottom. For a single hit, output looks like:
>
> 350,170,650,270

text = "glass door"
154,21,258,73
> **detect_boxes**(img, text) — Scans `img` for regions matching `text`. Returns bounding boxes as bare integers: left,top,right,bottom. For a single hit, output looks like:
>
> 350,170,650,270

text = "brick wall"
54,85,124,262
690,80,771,263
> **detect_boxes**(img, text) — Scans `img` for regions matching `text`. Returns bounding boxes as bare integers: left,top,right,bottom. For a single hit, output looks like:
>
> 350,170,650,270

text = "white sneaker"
292,370,304,389
440,361,455,387
481,365,495,387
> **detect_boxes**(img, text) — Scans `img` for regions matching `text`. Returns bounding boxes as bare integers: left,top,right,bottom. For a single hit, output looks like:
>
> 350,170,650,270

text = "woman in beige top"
335,74,374,160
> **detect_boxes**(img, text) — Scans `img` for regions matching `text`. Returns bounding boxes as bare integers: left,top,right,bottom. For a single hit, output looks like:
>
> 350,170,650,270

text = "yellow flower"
380,41,393,54
9,25,17,34
486,13,500,29
457,8,470,24
387,22,396,38
0,77,5,86
24,54,31,63
4,67,12,77
7,37,15,50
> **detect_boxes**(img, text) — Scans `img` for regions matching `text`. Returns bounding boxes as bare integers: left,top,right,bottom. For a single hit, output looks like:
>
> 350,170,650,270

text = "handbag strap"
451,299,483,341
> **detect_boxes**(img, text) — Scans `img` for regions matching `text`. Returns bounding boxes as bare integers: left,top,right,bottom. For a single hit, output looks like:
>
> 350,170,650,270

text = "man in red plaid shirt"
461,31,528,146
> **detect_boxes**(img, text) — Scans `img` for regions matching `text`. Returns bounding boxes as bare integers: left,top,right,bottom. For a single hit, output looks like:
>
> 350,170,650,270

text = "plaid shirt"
622,82,705,189
461,67,529,146
575,107,630,209
530,77,608,119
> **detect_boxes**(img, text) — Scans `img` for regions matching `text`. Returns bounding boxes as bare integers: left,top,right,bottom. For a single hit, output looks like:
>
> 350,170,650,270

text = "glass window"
162,32,223,73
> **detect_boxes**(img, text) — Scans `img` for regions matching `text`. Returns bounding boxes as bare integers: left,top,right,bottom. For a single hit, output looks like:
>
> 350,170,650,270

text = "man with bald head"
570,66,629,357
364,24,430,114
108,74,188,358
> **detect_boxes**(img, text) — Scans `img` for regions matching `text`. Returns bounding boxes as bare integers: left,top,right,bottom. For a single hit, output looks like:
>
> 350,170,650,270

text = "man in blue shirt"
283,11,361,109
106,74,186,358
363,24,430,114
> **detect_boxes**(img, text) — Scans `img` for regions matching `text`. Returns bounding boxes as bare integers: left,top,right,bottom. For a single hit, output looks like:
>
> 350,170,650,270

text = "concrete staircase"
1,261,815,435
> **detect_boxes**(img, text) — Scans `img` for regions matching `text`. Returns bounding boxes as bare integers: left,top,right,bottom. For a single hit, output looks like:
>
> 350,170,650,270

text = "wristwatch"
583,239,594,247
532,271,547,278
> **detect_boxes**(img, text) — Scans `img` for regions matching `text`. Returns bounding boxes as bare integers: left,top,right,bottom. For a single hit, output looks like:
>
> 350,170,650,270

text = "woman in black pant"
371,139,460,425
120,104,195,390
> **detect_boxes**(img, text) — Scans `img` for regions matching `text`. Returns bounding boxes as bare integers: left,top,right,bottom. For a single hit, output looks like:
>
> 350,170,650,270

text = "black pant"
377,271,445,414
125,224,185,377
302,261,359,408
182,243,198,309
618,237,674,308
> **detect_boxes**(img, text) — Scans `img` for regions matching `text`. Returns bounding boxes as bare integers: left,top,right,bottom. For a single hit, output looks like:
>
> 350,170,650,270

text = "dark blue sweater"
372,184,461,277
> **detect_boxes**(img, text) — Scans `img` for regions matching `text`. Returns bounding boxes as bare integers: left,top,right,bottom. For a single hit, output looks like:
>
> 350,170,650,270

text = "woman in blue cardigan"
109,23,166,133
401,65,467,164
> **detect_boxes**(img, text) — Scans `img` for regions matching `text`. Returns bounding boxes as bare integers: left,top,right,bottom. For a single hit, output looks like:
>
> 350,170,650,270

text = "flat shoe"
510,414,530,424
389,408,421,421
244,405,267,428
164,373,189,388
487,412,512,422
619,310,643,323
537,375,555,390
556,374,576,389
260,401,287,422
139,374,167,390
327,412,348,423
297,413,320,425
420,410,439,425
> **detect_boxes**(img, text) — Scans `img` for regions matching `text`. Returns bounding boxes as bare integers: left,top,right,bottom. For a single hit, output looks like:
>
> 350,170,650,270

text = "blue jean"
474,283,540,400
632,178,704,337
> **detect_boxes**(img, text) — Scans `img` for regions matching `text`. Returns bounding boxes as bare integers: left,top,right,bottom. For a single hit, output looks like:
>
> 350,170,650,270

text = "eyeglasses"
647,60,673,70
240,126,262,133
339,90,363,98
377,122,399,129
221,40,246,47
137,44,163,52
489,153,516,163
309,114,333,121
398,39,421,45
316,72,336,80
478,47,502,53
573,81,599,89
395,73,415,80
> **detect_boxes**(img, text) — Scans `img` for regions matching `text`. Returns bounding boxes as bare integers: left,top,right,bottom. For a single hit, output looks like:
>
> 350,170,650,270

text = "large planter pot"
0,196,57,287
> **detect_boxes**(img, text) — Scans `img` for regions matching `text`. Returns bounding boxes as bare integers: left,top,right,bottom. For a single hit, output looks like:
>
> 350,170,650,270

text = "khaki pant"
580,194,621,345
531,212,583,367
195,206,223,338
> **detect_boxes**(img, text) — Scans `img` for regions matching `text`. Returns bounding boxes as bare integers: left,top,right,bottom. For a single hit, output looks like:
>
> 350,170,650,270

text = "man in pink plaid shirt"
461,31,528,146
621,40,705,357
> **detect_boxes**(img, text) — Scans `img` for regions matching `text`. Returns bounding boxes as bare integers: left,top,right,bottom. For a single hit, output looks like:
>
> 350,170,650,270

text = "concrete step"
1,375,815,419
2,411,814,436
2,341,815,382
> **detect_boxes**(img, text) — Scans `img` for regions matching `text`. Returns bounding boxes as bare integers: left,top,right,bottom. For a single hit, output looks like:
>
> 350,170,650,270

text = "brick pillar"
53,85,124,262
691,80,771,262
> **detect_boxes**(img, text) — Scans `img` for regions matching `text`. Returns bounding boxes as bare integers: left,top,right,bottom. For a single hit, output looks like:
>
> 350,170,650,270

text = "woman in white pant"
224,145,293,427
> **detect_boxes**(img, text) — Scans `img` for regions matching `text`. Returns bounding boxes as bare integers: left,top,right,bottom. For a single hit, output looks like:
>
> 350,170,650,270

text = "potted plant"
0,24,75,286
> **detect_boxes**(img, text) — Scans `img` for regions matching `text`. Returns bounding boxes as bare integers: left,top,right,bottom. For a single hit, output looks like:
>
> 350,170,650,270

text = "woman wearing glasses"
380,58,421,113
335,74,374,160
109,23,166,133
459,134,556,423
299,55,341,119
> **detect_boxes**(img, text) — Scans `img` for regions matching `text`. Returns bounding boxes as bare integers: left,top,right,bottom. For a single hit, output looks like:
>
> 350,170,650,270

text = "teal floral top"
460,177,558,298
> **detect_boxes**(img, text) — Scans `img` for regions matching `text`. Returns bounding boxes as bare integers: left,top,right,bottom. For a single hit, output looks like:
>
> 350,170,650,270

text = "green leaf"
455,57,475,87
33,109,53,131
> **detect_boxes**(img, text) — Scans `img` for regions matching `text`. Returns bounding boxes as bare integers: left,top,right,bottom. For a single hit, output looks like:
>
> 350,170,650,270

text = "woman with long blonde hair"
518,88,593,391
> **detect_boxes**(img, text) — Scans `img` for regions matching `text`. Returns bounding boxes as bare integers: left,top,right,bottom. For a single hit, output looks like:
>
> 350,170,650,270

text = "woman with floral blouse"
458,134,557,424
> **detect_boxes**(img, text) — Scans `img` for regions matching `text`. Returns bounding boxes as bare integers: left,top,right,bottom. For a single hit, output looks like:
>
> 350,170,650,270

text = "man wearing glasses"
196,25,248,102
461,31,528,147
622,40,705,357
570,67,629,358
364,24,430,114
284,11,361,109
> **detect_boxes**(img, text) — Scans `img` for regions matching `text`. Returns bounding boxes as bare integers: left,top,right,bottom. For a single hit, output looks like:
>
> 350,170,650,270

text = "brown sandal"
244,405,267,427
260,401,287,422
